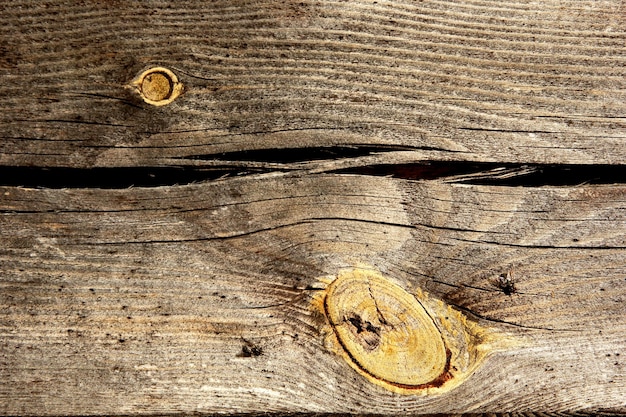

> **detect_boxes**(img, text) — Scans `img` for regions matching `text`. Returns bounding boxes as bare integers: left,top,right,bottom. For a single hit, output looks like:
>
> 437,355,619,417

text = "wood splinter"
313,268,519,395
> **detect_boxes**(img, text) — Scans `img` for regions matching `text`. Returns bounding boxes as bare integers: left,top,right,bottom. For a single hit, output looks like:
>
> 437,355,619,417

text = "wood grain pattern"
1,175,624,414
1,0,625,415
0,0,624,168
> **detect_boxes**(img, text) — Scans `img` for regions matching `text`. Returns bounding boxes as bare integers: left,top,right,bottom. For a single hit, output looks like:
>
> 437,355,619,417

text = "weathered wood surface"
0,0,625,168
1,0,625,415
1,177,625,414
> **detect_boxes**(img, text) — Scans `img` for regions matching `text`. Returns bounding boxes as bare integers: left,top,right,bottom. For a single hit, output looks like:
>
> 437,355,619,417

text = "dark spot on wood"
346,314,381,350
0,44,21,69
238,339,263,357
495,272,516,295
240,345,263,357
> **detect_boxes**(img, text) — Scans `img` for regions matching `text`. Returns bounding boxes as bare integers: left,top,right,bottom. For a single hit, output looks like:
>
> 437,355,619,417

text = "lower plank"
1,174,624,414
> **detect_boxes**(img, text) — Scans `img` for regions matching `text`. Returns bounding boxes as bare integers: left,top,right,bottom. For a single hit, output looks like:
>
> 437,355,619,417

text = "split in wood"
312,268,520,395
1,163,625,189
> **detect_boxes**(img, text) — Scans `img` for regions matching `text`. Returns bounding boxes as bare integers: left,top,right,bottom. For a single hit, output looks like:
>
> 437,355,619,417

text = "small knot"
132,67,182,106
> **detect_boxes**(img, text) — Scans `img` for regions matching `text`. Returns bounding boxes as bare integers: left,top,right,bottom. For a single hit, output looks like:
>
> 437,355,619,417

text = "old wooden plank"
1,0,624,415
1,175,624,414
0,0,625,168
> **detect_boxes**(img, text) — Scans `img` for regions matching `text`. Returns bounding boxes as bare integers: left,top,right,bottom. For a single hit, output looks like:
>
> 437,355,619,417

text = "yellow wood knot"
132,67,182,106
312,268,519,395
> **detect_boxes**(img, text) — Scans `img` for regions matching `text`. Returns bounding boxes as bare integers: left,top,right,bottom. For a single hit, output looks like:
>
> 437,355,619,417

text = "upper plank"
0,0,624,168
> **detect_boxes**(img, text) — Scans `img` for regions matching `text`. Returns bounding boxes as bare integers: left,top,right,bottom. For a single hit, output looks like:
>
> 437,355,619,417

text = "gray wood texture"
2,177,624,414
0,0,625,415
1,0,624,168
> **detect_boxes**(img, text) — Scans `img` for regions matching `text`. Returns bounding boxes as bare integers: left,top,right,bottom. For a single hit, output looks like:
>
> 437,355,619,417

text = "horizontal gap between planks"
332,162,626,187
0,161,624,189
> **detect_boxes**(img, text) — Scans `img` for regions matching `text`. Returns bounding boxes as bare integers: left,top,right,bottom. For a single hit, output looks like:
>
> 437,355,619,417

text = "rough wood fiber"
1,0,625,415
0,0,625,168
1,176,624,414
